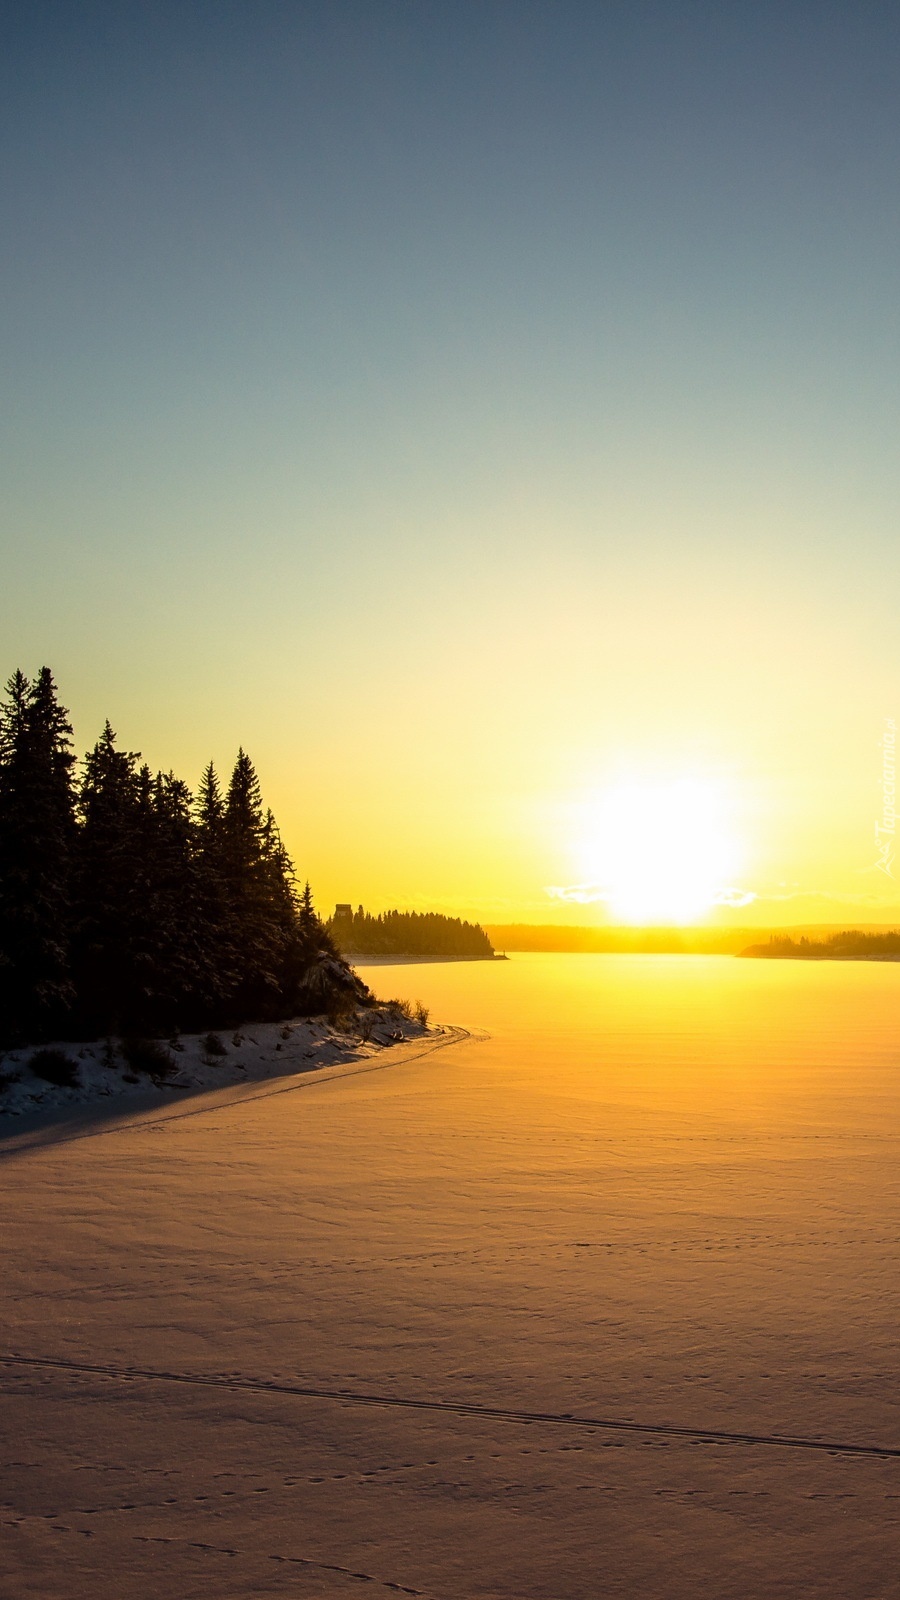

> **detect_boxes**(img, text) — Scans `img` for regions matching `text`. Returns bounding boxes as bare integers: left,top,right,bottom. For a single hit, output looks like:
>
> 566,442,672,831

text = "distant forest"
741,931,900,960
0,668,366,1047
328,907,495,960
484,923,900,955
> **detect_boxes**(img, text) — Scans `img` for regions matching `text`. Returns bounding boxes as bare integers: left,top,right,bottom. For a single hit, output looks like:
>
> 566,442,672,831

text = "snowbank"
0,1004,433,1119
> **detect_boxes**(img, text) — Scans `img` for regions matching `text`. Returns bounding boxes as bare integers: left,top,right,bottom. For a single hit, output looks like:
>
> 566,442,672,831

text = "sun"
576,777,742,924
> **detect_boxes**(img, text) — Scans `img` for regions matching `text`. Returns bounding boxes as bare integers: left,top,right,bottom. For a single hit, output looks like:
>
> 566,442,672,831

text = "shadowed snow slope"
1,954,899,1598
0,1007,431,1120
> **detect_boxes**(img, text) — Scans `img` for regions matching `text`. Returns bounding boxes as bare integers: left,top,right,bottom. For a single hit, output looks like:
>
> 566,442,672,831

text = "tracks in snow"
2,1353,898,1460
1,1515,430,1595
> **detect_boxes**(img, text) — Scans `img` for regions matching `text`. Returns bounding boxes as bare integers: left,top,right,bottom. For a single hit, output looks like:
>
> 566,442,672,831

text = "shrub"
200,1031,227,1058
384,998,413,1021
327,1007,355,1032
413,1000,430,1027
120,1037,178,1080
29,1048,79,1088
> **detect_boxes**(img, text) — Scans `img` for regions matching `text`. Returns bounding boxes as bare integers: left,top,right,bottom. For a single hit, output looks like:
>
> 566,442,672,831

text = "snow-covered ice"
1,954,898,1598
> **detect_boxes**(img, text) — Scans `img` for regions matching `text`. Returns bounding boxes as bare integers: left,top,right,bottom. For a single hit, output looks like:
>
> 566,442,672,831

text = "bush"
120,1036,178,1080
29,1048,79,1088
413,1000,430,1027
384,998,413,1021
200,1031,227,1057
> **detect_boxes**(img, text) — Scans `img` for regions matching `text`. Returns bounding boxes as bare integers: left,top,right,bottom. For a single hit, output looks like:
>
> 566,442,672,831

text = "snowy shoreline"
350,952,506,965
0,1004,434,1121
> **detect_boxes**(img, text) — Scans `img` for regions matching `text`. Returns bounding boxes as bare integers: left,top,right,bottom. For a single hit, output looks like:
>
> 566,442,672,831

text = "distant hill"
328,907,496,960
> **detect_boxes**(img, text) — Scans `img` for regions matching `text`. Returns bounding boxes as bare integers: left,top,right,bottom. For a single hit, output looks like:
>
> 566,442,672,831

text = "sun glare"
577,778,741,924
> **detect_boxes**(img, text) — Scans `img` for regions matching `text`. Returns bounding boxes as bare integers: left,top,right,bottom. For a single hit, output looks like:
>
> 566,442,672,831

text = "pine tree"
1,670,371,1040
136,771,209,1028
295,881,368,1013
193,761,233,1016
0,669,77,1043
221,750,284,1015
222,750,264,886
72,722,147,1034
295,880,332,961
196,761,225,842
0,671,29,761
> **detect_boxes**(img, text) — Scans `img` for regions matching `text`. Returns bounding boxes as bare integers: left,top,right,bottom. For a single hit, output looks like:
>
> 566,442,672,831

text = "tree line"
0,667,365,1047
328,906,494,959
741,930,900,960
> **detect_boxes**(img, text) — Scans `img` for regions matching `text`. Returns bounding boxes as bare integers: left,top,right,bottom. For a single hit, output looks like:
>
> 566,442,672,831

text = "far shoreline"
352,953,508,965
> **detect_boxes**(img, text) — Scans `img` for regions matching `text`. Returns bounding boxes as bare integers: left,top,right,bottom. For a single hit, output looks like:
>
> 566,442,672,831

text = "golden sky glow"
3,9,900,927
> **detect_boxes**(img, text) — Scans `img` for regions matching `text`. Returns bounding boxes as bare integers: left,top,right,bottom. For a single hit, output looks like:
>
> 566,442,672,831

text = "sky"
2,1,899,924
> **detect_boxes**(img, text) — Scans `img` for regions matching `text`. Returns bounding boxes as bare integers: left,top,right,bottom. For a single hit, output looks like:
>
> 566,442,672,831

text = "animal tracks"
3,1352,899,1460
2,1516,428,1595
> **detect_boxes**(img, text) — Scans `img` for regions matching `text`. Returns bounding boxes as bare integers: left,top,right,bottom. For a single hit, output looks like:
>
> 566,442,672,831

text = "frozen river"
2,953,899,1597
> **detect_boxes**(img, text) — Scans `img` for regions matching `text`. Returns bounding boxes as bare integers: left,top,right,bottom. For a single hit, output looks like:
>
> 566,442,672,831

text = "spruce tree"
1,670,371,1039
296,880,331,961
146,770,222,1028
295,881,367,1013
0,669,77,1043
196,761,225,842
222,749,283,1016
72,722,147,1034
258,810,300,1009
193,761,233,1016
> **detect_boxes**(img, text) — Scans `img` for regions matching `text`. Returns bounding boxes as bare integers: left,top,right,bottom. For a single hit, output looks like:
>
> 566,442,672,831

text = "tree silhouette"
0,669,77,1043
328,906,494,960
0,671,370,1042
72,723,149,1034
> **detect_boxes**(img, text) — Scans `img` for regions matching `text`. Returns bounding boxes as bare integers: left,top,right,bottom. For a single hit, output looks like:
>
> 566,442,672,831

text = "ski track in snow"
3,1353,898,1460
